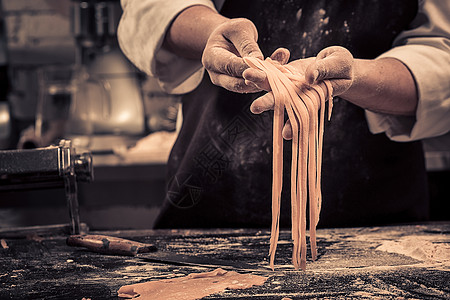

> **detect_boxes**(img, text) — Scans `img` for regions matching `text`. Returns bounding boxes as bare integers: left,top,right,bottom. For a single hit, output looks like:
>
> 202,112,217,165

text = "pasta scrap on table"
117,268,268,300
244,56,333,271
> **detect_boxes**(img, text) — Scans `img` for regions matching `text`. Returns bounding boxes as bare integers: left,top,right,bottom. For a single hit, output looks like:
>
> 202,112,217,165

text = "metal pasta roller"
0,139,93,234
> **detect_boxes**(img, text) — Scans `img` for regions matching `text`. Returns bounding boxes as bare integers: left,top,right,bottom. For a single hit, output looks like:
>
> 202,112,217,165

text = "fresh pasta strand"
245,57,285,269
244,56,333,270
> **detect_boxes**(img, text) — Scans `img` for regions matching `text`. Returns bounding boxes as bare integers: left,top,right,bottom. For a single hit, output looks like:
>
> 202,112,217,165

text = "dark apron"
155,0,429,229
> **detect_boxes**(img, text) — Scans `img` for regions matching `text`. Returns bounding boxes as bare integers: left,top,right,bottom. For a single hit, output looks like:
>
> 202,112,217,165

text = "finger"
243,68,270,91
242,48,291,91
305,46,353,84
223,18,264,60
282,120,293,140
270,48,290,65
250,92,275,114
208,70,261,93
202,48,250,78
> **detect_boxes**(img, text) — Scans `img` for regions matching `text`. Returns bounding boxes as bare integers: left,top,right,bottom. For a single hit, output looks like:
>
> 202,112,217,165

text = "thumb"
306,46,353,84
270,48,290,65
224,18,263,59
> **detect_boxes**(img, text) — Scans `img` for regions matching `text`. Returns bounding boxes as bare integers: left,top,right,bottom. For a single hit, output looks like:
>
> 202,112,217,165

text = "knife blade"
67,234,268,272
136,251,267,272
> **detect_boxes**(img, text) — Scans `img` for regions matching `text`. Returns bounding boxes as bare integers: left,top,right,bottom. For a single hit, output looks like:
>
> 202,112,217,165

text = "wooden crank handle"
67,234,157,256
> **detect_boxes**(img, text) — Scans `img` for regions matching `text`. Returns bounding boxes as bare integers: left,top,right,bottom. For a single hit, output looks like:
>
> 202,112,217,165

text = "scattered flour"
376,235,450,264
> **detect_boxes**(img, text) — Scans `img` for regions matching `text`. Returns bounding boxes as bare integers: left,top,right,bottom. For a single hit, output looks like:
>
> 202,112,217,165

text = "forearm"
163,5,229,60
341,58,418,116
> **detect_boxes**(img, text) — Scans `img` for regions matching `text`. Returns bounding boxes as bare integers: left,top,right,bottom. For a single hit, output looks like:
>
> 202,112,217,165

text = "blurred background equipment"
0,0,175,230
0,1,11,149
71,0,146,151
6,0,179,153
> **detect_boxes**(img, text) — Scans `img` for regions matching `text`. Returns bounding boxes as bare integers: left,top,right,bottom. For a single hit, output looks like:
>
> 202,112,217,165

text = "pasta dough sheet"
117,268,268,300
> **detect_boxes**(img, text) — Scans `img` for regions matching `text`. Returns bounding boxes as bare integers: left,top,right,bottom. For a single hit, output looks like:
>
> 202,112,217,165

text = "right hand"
202,18,264,93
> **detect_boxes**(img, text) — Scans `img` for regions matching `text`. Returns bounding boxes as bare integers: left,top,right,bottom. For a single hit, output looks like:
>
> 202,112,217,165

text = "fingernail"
250,104,261,114
245,80,257,88
313,70,319,82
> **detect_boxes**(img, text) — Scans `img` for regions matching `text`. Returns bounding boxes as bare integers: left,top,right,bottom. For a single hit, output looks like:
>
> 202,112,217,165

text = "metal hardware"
0,140,93,234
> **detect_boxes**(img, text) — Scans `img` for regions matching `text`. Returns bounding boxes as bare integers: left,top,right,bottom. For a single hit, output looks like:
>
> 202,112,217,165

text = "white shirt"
118,0,450,142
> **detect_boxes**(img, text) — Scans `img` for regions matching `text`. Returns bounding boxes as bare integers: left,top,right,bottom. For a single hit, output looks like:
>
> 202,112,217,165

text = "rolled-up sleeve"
366,0,450,142
118,0,216,94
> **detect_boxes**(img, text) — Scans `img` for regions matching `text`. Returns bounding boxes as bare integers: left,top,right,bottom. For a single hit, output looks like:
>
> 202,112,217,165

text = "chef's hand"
202,18,265,93
246,46,354,139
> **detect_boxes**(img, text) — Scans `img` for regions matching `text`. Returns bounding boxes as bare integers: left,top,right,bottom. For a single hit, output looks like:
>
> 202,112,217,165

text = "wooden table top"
0,223,449,299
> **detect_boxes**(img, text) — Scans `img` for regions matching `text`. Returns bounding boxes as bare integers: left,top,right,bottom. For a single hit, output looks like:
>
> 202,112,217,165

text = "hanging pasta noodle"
244,56,333,271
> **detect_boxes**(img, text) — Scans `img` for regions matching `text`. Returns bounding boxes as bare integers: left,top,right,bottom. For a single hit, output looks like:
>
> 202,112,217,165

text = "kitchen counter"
0,223,449,299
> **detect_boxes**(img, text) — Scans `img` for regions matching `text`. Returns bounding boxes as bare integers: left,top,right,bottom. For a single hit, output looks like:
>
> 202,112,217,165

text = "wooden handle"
67,234,157,256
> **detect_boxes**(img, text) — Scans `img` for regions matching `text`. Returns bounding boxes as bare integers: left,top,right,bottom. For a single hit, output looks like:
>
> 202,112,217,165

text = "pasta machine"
0,139,93,234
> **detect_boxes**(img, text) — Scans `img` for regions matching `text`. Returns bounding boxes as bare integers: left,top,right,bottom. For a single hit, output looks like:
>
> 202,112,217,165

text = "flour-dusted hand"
304,46,354,96
202,18,264,93
248,46,354,139
249,46,353,104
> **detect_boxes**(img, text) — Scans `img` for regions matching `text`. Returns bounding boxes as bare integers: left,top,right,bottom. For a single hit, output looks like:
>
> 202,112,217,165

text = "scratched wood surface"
0,223,449,299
